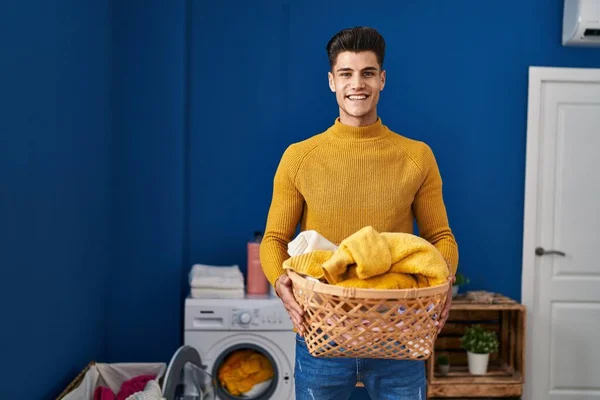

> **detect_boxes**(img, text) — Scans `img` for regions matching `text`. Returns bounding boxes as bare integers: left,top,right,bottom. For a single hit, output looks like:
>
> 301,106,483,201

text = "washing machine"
184,295,296,400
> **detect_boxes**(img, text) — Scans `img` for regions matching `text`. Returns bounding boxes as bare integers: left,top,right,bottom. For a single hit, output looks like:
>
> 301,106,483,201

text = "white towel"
190,287,245,299
189,264,244,289
287,230,338,257
125,380,163,400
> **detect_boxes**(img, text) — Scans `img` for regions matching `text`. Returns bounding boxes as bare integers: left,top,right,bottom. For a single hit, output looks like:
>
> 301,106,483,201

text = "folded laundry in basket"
188,264,244,289
287,230,339,257
283,226,449,289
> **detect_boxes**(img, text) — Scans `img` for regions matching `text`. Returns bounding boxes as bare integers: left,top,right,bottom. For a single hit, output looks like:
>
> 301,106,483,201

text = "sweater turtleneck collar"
326,117,390,141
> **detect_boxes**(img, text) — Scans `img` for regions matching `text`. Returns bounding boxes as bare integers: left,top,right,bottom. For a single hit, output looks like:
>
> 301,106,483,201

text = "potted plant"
460,324,499,375
452,272,470,297
436,354,450,376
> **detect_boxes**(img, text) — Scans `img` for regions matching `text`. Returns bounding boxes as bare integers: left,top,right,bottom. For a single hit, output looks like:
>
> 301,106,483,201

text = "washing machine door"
163,345,216,400
209,336,293,400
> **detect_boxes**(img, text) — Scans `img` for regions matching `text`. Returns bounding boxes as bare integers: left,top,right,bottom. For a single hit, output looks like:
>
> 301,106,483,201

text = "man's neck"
339,111,378,127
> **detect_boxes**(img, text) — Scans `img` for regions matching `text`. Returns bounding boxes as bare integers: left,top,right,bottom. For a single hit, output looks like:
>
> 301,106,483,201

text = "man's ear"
380,70,386,90
328,71,336,92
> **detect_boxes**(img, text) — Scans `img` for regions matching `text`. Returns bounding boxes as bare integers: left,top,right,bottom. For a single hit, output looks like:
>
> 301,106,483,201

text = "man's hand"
437,274,455,334
275,274,305,336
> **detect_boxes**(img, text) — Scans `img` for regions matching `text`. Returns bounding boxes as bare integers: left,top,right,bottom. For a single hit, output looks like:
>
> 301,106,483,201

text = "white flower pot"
452,285,459,297
467,351,489,375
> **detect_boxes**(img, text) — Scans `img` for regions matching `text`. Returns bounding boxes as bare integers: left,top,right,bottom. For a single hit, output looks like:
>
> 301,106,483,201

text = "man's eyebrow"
335,66,379,73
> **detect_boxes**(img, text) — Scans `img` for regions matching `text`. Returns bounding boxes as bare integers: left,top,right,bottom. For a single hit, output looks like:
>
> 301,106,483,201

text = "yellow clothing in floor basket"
283,226,449,289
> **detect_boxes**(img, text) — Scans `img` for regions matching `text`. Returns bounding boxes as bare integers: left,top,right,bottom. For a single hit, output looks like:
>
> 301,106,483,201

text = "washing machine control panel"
185,298,294,331
232,306,291,329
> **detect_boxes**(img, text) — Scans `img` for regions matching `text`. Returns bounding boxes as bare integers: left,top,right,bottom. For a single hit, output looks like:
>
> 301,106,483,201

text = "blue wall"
107,0,187,363
1,1,112,398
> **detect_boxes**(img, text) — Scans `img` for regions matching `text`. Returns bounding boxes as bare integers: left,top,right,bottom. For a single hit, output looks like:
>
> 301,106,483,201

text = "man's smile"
347,94,369,101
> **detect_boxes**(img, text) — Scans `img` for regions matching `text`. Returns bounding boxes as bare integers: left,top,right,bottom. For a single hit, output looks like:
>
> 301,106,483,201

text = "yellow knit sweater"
260,117,459,286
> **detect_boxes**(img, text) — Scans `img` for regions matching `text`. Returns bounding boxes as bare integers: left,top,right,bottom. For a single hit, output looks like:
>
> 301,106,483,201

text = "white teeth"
348,95,367,100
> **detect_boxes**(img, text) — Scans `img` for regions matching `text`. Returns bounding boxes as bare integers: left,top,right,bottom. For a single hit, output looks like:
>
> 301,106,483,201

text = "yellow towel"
283,226,449,289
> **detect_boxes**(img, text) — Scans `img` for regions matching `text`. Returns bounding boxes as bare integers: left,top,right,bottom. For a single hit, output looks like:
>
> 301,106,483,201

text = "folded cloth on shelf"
190,287,245,299
283,226,449,289
188,264,244,290
287,230,338,257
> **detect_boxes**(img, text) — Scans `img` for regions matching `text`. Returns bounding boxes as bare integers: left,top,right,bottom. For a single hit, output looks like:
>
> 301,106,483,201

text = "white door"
522,66,600,400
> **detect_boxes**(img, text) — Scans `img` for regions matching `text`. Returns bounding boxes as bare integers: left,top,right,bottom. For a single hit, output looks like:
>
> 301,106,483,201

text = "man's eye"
340,73,351,77
364,72,374,77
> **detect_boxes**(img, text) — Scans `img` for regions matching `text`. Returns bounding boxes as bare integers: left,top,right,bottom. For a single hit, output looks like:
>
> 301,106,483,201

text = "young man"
260,26,458,399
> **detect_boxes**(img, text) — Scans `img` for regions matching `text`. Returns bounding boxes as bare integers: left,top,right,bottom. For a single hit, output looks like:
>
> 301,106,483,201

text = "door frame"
521,66,600,399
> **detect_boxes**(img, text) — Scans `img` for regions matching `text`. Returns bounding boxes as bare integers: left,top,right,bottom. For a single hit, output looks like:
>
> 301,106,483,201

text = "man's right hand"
275,274,305,336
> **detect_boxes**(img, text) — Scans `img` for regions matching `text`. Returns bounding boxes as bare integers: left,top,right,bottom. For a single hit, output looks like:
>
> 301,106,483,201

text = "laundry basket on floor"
288,270,449,360
56,346,214,400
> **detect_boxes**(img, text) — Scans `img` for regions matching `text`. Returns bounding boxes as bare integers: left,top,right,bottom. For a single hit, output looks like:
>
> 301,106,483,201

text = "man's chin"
341,109,374,119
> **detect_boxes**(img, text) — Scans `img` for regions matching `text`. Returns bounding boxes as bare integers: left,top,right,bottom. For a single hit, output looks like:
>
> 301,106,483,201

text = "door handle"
535,247,566,256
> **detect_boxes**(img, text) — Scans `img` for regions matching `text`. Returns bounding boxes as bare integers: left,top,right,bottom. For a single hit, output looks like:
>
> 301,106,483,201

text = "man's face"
328,51,386,126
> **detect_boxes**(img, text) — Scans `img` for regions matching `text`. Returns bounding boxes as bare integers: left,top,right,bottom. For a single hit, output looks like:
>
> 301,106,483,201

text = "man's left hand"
437,274,455,334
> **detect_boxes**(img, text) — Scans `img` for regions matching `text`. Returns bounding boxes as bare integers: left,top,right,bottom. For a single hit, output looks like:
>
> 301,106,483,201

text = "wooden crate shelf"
427,292,526,398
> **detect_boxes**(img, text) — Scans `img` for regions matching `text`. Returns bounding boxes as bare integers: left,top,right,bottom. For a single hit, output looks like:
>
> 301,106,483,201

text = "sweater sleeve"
412,145,459,275
260,146,305,286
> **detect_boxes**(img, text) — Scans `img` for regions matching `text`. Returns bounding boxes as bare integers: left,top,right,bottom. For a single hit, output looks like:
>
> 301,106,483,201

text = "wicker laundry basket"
288,270,449,360
56,361,96,399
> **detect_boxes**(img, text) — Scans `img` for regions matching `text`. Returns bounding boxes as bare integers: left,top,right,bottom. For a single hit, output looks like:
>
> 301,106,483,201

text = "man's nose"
350,75,365,90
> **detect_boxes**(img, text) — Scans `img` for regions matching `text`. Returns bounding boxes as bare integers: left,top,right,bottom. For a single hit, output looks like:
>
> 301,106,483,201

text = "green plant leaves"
460,324,499,354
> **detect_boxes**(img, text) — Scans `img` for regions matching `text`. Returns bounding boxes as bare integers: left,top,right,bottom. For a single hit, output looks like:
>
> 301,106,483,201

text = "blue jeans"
294,334,426,400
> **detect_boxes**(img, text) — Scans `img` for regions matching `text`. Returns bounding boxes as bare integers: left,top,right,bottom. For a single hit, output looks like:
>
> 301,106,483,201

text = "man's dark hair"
326,26,386,69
